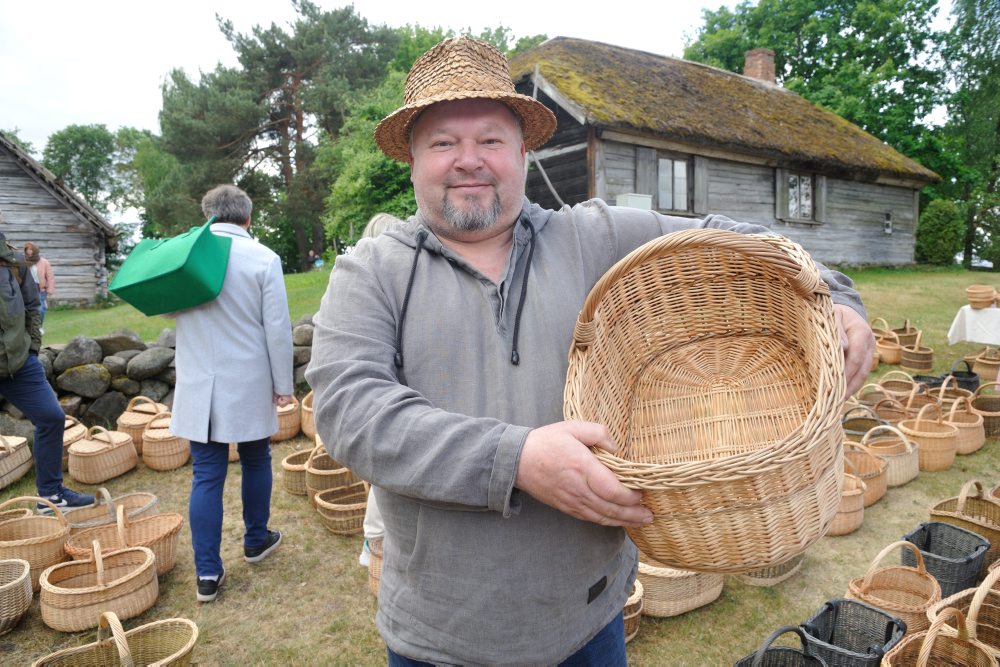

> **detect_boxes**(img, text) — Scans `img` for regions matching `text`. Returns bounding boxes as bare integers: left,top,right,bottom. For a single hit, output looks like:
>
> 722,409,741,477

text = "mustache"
445,178,497,188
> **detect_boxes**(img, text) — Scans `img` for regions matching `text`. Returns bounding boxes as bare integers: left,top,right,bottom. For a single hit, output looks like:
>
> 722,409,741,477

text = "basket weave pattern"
0,436,32,491
0,559,31,636
636,558,723,617
883,606,996,666
845,540,942,635
115,396,167,455
930,480,1000,574
0,497,70,591
68,426,137,484
142,411,191,471
65,506,183,576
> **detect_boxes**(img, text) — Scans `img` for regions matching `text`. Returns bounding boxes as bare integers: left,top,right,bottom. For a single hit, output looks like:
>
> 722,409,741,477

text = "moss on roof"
509,38,938,183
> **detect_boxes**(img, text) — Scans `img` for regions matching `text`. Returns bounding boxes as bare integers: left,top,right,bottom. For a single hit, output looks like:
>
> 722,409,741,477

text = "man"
23,242,54,326
168,185,294,603
308,37,874,665
0,227,92,511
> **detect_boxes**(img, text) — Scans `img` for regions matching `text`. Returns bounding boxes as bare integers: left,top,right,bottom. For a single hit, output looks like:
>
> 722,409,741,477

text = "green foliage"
42,124,117,214
915,198,964,264
1,128,35,156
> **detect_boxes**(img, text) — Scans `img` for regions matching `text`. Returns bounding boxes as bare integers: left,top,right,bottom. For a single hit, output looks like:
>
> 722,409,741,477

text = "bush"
915,199,964,265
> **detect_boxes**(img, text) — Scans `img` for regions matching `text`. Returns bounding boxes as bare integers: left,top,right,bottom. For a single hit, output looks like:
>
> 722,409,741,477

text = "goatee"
442,192,502,231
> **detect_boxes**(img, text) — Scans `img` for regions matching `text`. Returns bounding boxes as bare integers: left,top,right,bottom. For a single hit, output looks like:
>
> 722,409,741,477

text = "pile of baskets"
966,284,997,309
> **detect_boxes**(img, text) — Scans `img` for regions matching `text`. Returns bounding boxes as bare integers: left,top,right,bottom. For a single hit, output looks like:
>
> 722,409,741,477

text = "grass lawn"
7,263,1000,664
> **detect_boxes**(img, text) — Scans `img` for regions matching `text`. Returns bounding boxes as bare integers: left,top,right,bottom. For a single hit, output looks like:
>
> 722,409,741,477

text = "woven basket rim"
40,544,155,595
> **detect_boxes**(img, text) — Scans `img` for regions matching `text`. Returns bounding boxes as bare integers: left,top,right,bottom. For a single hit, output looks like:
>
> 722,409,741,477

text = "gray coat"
170,223,294,444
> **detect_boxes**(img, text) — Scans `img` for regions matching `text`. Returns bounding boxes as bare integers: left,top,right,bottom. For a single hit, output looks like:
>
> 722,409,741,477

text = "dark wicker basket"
948,359,981,393
902,521,990,598
734,626,828,666
800,598,906,667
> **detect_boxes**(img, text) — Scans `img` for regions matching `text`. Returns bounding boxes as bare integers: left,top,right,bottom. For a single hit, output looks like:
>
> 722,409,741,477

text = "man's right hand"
514,420,653,528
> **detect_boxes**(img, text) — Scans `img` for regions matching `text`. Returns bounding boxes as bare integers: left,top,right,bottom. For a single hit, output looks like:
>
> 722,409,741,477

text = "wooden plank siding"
0,149,110,304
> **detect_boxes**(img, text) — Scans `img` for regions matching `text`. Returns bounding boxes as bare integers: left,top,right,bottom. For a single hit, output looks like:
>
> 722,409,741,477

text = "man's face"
408,99,527,239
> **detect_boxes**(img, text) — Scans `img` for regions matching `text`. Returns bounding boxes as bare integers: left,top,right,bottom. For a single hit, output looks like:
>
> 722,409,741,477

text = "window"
657,157,691,212
776,169,825,223
788,172,813,220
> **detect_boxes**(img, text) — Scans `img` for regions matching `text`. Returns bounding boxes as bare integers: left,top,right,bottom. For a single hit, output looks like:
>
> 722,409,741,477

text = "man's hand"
273,393,293,407
835,304,876,396
515,421,653,528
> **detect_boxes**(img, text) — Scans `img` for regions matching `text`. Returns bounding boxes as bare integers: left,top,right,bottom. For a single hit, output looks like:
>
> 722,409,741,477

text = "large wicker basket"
930,480,1000,573
925,564,1000,658
0,558,31,636
882,607,997,666
142,411,191,471
31,610,199,667
39,541,158,632
301,390,316,439
62,487,160,535
62,416,87,471
862,425,919,488
636,558,724,617
0,435,32,491
0,497,70,591
273,396,301,442
115,395,168,455
847,541,941,636
65,505,183,576
563,229,845,573
68,426,137,484
898,404,958,472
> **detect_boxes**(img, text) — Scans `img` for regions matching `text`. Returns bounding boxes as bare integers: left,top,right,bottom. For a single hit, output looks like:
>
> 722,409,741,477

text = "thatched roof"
0,131,117,248
509,37,939,184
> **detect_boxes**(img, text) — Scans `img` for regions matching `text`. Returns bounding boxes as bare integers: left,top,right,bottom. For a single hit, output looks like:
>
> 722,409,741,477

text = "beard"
441,190,503,232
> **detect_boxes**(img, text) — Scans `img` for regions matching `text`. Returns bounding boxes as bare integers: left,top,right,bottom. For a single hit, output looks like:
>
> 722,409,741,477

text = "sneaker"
37,486,95,513
359,539,371,568
196,568,226,603
244,529,282,563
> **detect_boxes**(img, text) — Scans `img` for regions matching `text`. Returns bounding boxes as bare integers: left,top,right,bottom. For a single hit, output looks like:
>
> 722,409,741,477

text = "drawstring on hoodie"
394,229,428,368
510,218,535,366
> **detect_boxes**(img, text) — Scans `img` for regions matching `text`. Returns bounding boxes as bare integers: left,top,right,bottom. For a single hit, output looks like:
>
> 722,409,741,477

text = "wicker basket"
975,349,1000,383
62,416,87,471
0,509,33,524
368,536,383,597
903,521,990,598
142,411,190,471
845,443,888,508
846,541,942,635
68,426,138,484
898,404,958,472
882,606,997,666
947,396,986,455
0,558,31,636
305,445,360,508
842,407,885,443
891,319,920,348
972,382,1000,437
901,331,934,374
0,497,70,591
31,610,199,667
314,482,367,535
40,541,158,632
273,396,301,442
876,330,903,366
0,435,32,491
563,229,845,573
936,375,974,413
926,564,1000,658
861,425,919,488
301,390,316,439
901,385,939,416
116,395,168,455
878,370,921,401
827,474,866,537
735,625,828,667
871,398,909,426
930,480,1000,574
281,448,311,496
623,579,643,643
949,359,981,393
65,505,183,576
967,285,997,309
856,384,890,408
735,552,806,587
801,597,907,667
62,488,160,535
636,558,724,617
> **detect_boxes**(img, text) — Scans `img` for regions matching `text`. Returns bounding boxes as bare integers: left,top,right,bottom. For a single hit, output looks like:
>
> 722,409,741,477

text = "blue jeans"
0,354,64,495
39,292,47,323
386,613,626,667
189,438,272,577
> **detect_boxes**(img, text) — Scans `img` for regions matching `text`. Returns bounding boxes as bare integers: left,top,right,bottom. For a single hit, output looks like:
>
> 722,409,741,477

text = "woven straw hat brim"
375,91,556,162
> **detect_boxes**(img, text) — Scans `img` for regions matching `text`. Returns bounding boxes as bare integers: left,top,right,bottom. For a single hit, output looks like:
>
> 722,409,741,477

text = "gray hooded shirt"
306,198,865,665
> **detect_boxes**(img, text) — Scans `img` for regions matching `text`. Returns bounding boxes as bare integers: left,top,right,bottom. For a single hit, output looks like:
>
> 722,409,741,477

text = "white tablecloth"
947,304,1000,345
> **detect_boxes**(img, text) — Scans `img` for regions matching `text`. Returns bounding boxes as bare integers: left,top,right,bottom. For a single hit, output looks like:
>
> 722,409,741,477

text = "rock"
56,364,112,399
53,336,103,373
139,379,170,403
292,324,314,346
294,365,309,387
94,329,148,357
161,389,175,409
39,347,57,365
116,349,143,363
59,394,83,417
154,367,176,386
85,391,128,428
295,313,314,327
0,414,34,443
293,345,312,366
103,356,128,377
126,347,175,381
2,401,24,420
156,328,176,348
111,376,141,396
38,353,54,382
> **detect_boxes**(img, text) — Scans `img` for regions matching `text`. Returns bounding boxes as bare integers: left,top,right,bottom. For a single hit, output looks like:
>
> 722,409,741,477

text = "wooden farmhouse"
0,131,117,304
509,38,940,265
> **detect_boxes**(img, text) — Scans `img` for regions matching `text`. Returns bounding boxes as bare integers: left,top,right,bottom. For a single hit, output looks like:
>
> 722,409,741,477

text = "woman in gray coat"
169,184,295,603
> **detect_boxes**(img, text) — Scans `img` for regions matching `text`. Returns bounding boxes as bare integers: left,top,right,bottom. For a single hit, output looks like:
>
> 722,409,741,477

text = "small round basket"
623,579,643,643
564,229,845,573
636,558,723,617
142,411,190,471
844,443,888,508
735,552,806,587
281,448,312,496
0,497,70,592
314,481,367,535
883,607,997,666
862,425,919,488
876,328,903,366
301,390,316,439
842,406,885,443
115,396,167,455
891,319,921,348
826,473,865,537
273,396,301,442
878,370,921,401
0,558,31,636
845,540,942,635
898,403,958,472
946,395,986,455
734,626,828,667
974,349,1000,383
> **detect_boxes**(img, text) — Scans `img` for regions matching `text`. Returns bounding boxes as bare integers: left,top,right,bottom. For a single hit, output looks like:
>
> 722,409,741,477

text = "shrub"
915,198,964,265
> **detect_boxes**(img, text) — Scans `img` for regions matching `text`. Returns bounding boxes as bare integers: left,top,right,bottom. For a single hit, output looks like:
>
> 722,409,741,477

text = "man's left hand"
834,304,875,397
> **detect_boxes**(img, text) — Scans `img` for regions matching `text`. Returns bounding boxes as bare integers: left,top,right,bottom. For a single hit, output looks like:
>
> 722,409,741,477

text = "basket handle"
861,424,915,453
91,540,105,586
914,402,943,427
973,381,1000,397
856,383,886,400
880,369,916,385
950,358,976,376
946,395,975,422
749,625,814,666
917,607,971,667
0,495,69,524
872,397,906,414
957,480,987,514
96,611,135,666
909,329,923,349
87,425,112,440
870,317,891,335
903,384,927,409
937,375,961,399
115,504,131,547
844,441,881,462
860,540,927,592
126,395,157,411
144,410,173,432
879,330,900,345
842,405,879,421
966,562,1000,635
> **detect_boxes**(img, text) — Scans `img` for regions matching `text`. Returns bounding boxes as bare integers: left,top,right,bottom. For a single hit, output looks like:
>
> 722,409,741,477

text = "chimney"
744,48,775,84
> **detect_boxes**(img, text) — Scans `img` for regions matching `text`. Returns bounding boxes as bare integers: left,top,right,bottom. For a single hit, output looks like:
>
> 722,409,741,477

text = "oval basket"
898,404,958,472
564,229,845,573
946,396,986,455
926,564,1000,658
0,497,70,591
827,473,866,537
301,390,316,439
0,558,32,636
281,448,312,496
735,552,806,587
65,506,183,576
305,445,361,509
972,382,1000,437
315,481,367,535
115,396,168,455
930,480,1000,574
636,558,723,617
883,607,997,666
62,416,88,472
846,540,942,635
623,579,644,643
68,426,137,484
0,435,32,492
861,425,919,488
62,488,160,535
842,406,885,443
273,396,301,442
30,610,199,667
39,542,158,633
142,411,191,471
844,443,888,508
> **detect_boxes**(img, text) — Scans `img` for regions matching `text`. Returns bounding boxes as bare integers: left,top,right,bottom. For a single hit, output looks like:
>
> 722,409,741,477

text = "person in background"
168,184,294,603
23,242,54,327
308,37,874,666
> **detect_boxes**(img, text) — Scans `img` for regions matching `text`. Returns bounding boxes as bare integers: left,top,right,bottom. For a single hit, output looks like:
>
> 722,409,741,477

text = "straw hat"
374,36,557,162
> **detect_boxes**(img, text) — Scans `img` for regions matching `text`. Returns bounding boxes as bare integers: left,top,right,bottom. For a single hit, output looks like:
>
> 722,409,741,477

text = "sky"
0,0,743,152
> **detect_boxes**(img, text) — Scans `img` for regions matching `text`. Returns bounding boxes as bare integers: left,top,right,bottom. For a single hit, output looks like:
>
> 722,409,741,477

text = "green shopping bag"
109,217,232,316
